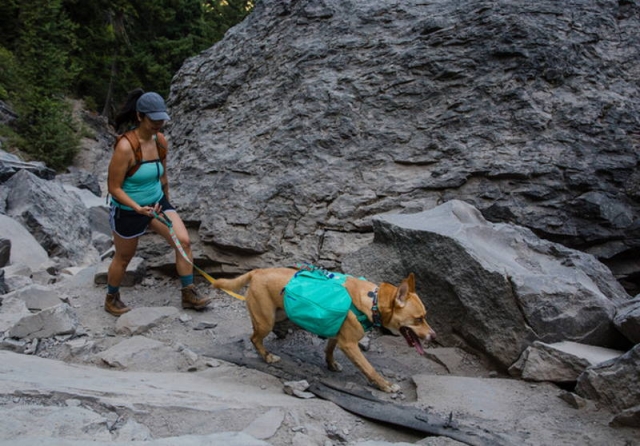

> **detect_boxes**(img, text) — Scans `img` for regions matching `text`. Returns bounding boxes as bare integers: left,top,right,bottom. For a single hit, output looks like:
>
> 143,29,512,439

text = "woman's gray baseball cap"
136,92,170,121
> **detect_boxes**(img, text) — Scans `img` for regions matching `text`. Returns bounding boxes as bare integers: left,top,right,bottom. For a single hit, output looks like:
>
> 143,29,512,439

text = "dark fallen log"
204,342,521,446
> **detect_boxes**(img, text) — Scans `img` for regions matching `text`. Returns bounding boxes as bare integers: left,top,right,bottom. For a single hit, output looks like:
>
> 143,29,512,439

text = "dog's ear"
406,273,416,293
395,273,416,307
395,280,409,308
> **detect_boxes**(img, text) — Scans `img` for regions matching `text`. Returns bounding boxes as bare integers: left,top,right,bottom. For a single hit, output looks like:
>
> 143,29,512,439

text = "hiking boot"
105,292,131,316
181,284,211,310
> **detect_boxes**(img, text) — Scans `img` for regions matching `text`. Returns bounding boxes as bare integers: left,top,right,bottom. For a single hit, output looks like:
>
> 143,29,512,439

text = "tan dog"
213,268,436,392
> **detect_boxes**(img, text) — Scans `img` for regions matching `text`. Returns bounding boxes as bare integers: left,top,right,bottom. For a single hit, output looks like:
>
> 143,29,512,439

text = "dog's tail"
212,270,254,294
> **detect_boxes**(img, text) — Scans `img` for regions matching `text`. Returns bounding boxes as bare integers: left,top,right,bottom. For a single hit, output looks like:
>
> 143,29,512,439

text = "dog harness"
282,265,382,337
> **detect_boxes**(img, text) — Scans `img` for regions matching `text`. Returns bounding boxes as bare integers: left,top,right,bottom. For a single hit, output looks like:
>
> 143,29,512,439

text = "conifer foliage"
0,0,253,171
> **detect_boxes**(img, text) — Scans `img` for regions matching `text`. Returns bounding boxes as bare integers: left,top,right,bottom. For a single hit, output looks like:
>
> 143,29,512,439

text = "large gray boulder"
4,170,98,267
165,0,640,296
343,200,631,369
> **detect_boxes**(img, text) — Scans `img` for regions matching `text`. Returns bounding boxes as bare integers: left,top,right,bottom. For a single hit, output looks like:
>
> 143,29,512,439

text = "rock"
613,295,640,344
7,303,80,340
420,347,471,375
0,238,10,268
193,320,217,330
0,270,6,295
575,344,640,419
284,380,316,399
3,284,64,311
1,266,33,294
99,336,167,369
0,297,31,333
61,183,104,208
0,214,50,271
0,337,29,354
99,335,205,372
510,341,623,383
93,256,146,287
412,374,589,445
29,269,57,287
0,432,270,446
167,0,640,295
115,307,180,335
609,405,640,428
343,200,631,369
4,170,98,266
61,337,96,359
89,206,112,237
0,149,55,182
90,231,112,255
558,391,587,409
56,167,102,197
242,408,285,440
0,350,298,446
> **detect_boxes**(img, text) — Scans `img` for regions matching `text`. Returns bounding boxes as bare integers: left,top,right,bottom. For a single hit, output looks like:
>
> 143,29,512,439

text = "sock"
180,274,194,288
107,284,119,295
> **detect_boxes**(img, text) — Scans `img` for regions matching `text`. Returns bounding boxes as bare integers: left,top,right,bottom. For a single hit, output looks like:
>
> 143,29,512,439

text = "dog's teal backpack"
283,267,353,338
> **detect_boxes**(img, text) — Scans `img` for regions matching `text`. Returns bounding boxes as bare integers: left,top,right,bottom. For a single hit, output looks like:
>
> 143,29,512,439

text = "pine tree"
12,0,81,170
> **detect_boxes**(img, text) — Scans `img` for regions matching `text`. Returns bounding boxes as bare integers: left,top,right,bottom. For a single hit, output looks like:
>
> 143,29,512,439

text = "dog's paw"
265,353,281,363
380,382,401,393
327,361,343,372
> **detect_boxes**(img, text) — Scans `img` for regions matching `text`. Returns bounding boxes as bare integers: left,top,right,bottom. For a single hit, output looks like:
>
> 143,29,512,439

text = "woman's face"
140,114,165,133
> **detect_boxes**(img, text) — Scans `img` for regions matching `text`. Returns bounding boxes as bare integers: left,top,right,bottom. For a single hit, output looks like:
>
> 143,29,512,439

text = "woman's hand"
137,202,162,217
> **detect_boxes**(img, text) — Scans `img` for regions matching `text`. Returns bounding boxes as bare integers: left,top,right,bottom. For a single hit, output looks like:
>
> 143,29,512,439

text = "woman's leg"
105,233,139,315
150,212,211,310
108,233,140,286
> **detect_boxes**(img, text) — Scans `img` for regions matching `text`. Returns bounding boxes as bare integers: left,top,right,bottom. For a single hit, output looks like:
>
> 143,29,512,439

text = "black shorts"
109,195,176,239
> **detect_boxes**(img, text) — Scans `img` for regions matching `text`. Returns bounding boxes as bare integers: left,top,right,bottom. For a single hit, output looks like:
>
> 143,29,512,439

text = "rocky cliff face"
166,0,640,292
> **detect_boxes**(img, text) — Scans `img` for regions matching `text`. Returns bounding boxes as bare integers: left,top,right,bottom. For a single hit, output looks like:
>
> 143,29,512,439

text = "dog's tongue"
400,327,425,355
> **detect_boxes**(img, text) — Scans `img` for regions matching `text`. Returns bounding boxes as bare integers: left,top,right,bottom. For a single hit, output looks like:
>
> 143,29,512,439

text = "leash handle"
151,211,245,301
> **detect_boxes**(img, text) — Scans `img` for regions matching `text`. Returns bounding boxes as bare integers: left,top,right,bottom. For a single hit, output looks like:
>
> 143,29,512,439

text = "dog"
213,267,436,392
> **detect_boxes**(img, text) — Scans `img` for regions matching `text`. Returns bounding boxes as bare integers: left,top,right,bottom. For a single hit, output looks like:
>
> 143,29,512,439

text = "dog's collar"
349,288,382,332
368,288,382,328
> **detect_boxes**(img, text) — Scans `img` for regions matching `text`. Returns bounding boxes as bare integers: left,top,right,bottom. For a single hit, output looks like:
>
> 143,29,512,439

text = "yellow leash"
153,211,245,301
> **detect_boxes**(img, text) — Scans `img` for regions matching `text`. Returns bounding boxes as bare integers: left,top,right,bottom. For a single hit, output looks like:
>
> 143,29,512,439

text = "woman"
105,89,211,316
